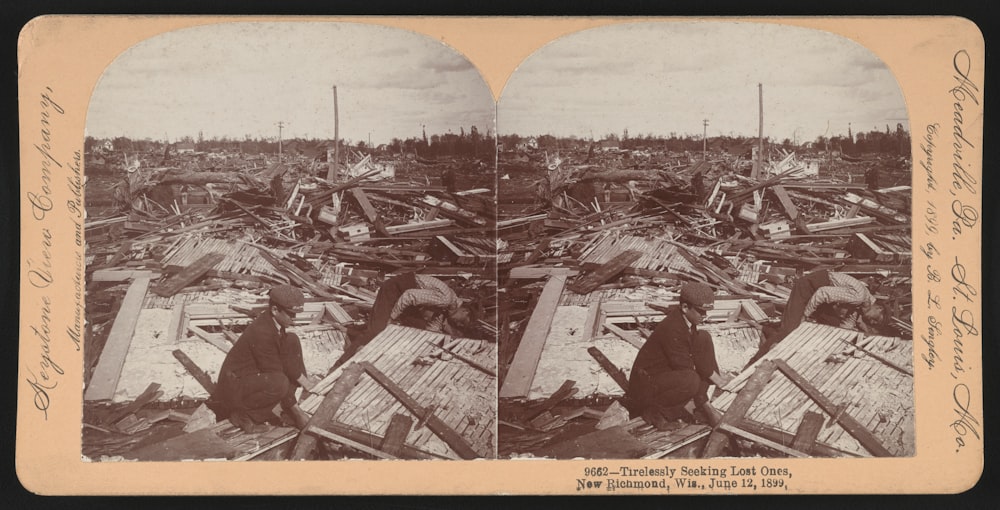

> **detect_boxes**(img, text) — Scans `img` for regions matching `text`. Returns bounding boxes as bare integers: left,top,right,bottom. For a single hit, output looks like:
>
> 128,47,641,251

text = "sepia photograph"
80,21,498,462
496,21,915,461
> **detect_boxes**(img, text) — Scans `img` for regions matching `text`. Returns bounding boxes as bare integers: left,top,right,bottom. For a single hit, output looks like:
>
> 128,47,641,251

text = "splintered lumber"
773,359,892,457
348,188,379,223
323,422,439,460
568,249,642,294
718,423,809,458
85,276,151,401
152,252,224,297
187,325,231,353
384,219,453,234
379,413,414,457
791,411,825,454
306,425,398,460
837,335,913,376
290,362,364,460
702,360,777,458
526,380,577,421
257,248,337,300
361,361,479,460
171,349,216,394
587,346,629,392
422,339,496,377
101,383,162,426
499,275,566,398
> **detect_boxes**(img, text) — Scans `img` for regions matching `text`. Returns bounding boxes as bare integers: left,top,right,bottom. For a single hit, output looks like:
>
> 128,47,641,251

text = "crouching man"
625,282,723,430
210,284,319,433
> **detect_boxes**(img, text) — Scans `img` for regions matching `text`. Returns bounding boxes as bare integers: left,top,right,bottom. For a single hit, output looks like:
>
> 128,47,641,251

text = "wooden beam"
378,413,414,457
587,346,629,392
499,275,566,398
100,383,162,425
171,349,216,394
702,360,776,458
306,425,398,460
323,422,440,460
791,411,825,453
361,362,480,459
85,276,151,401
773,359,893,457
567,250,642,294
290,362,364,460
736,418,857,458
422,339,496,377
719,423,810,458
525,380,577,421
151,253,225,297
384,219,454,234
348,188,378,223
187,325,231,353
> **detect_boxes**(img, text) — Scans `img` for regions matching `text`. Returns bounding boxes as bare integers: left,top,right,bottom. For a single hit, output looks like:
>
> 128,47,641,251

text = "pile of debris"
82,150,498,461
497,149,913,460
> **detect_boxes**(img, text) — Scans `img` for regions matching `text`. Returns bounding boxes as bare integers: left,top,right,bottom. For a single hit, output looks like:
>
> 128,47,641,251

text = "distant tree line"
499,123,911,157
85,124,496,160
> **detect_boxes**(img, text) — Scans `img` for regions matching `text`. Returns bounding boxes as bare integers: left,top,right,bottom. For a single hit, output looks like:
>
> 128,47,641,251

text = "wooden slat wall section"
305,325,495,458
578,234,700,274
712,322,913,457
159,235,280,277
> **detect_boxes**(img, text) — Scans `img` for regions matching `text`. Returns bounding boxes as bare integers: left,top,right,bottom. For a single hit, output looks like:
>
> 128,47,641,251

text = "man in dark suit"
210,284,318,433
625,282,723,430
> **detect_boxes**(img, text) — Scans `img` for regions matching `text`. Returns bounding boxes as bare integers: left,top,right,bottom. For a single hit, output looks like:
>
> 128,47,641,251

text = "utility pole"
276,121,286,161
752,83,764,180
327,85,339,181
702,119,709,160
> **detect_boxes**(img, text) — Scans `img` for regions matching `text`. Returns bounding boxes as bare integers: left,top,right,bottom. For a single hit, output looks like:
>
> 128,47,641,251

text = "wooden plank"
567,249,642,294
85,276,151,401
379,413,414,457
525,380,577,420
151,252,224,297
435,235,468,258
719,423,809,458
507,266,576,279
384,219,454,234
587,346,629,392
306,425,398,459
604,322,644,348
171,349,216,394
792,411,825,454
349,188,378,223
736,418,857,458
773,359,893,457
100,383,162,425
361,362,480,459
422,339,496,377
290,362,365,460
90,269,156,282
187,325,231,353
702,360,776,458
324,422,441,460
499,275,566,398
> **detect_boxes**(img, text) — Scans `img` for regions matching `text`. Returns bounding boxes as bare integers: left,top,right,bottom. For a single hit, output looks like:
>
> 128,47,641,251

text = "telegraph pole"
328,85,339,181
276,121,286,161
702,119,709,160
753,83,764,180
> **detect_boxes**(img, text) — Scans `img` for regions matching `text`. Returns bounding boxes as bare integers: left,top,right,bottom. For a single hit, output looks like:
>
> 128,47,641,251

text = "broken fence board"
151,252,225,297
307,425,398,460
85,276,151,401
702,360,777,458
290,362,365,460
499,275,566,398
379,413,414,457
171,349,216,394
567,250,643,294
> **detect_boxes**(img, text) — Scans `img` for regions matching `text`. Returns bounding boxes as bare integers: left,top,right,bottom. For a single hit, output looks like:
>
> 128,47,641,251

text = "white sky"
498,21,909,143
86,22,495,145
